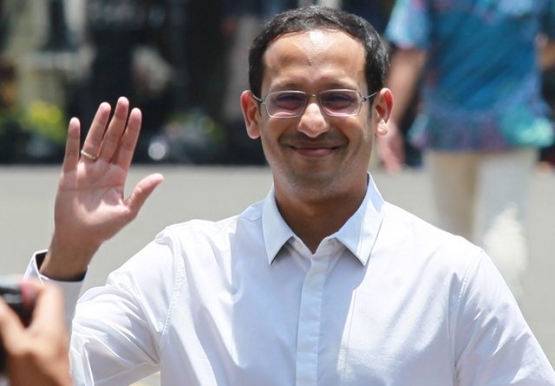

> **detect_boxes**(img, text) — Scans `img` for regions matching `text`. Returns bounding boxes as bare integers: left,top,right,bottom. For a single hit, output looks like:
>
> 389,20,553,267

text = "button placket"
295,247,332,386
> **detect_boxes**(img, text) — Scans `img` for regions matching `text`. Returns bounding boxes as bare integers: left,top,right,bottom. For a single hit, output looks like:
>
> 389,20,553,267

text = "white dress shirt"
26,176,555,386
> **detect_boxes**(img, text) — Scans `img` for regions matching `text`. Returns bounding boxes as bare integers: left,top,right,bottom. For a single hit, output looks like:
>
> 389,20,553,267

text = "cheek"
348,115,374,141
260,119,291,141
352,119,377,152
257,125,278,155
364,110,382,138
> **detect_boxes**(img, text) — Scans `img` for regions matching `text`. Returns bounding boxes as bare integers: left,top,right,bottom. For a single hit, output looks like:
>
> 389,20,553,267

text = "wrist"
39,253,87,282
39,239,96,281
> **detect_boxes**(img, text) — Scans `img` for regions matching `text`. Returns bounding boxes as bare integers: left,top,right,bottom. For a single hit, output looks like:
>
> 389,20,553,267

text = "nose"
297,98,329,138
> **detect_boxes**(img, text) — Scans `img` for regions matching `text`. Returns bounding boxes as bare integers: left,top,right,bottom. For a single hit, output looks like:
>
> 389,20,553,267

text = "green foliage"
0,100,66,163
0,100,66,143
21,101,66,144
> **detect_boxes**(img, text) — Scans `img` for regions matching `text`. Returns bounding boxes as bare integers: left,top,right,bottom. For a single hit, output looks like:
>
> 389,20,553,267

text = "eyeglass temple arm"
362,91,378,101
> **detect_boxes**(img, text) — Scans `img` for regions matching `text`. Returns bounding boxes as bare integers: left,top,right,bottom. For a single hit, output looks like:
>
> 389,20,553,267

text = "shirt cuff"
24,250,86,325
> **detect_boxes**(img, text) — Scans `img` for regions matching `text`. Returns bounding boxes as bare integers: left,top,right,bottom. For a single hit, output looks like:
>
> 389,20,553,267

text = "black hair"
248,5,389,98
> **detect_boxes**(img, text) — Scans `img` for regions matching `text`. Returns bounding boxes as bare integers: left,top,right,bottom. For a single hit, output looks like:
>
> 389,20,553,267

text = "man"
0,281,72,386
378,0,555,299
26,6,555,385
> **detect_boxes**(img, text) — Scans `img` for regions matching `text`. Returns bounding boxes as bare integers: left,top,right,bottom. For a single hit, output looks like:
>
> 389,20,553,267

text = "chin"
289,170,345,194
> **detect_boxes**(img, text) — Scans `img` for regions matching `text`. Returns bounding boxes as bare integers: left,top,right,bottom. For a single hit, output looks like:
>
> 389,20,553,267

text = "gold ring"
80,149,97,161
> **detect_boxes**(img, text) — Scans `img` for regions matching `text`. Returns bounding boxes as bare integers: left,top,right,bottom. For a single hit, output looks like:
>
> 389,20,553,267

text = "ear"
240,91,262,139
373,88,393,137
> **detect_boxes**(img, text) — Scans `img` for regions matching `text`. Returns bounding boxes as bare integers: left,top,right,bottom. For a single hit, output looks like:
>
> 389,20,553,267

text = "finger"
61,118,81,173
17,279,45,296
81,102,112,160
124,173,164,218
27,284,66,333
115,107,142,169
98,97,130,163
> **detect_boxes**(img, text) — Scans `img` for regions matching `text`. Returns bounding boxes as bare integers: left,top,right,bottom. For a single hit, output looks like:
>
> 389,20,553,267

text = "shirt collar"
262,186,296,264
262,173,385,265
334,174,384,265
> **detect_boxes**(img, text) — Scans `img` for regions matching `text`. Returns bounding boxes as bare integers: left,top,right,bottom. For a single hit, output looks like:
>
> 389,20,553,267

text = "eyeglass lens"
266,89,363,117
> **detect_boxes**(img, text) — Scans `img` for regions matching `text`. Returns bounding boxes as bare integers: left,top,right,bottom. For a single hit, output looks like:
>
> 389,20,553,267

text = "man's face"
242,29,390,201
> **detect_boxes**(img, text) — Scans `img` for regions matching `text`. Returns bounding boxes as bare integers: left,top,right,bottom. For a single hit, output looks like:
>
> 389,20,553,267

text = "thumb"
125,173,164,217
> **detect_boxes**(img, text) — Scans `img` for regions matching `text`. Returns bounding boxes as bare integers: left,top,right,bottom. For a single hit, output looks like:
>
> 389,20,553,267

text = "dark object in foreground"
0,278,36,373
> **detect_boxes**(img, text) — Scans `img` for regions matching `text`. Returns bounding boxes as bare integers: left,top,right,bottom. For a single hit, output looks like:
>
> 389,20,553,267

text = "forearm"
386,47,427,128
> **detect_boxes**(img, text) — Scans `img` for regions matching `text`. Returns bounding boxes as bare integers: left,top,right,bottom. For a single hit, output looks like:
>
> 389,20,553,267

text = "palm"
55,157,133,243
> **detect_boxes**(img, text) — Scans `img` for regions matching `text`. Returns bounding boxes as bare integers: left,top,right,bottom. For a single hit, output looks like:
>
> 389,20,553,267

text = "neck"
275,184,367,253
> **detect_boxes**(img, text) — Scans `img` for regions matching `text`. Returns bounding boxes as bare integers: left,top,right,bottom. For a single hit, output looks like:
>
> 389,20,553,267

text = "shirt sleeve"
66,233,181,386
454,251,555,384
384,0,431,49
24,251,84,329
25,231,180,386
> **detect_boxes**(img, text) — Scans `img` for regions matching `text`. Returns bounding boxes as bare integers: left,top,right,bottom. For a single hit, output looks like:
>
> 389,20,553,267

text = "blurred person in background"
378,0,555,299
341,0,392,34
75,0,173,163
182,0,228,122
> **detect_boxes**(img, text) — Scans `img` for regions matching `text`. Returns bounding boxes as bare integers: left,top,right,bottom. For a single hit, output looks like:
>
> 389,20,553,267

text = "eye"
321,90,357,109
270,92,306,110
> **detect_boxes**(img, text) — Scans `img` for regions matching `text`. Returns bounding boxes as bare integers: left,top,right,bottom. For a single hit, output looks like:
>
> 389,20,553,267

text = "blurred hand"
41,97,164,280
377,121,405,173
0,280,72,386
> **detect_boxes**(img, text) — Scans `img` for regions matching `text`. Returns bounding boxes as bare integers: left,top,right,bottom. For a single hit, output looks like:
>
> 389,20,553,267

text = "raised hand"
40,97,164,280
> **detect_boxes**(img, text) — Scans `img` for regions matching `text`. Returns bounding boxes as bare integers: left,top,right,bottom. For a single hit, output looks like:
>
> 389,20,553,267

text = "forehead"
262,29,366,90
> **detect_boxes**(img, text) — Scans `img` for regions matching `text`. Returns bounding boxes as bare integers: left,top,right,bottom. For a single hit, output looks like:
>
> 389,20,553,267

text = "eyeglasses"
252,89,377,118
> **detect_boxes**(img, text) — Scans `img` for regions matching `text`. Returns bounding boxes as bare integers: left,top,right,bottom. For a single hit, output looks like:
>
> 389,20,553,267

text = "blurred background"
0,0,553,169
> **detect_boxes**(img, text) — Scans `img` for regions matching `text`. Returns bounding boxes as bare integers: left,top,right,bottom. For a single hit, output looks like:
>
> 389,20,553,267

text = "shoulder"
377,201,484,274
154,199,265,250
108,199,266,292
381,201,462,242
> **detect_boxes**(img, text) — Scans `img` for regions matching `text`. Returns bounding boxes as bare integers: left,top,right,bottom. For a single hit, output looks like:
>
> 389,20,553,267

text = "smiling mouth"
290,144,339,157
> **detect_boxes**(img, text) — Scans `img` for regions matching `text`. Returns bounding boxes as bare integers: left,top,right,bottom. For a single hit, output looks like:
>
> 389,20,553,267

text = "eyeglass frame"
251,89,378,118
